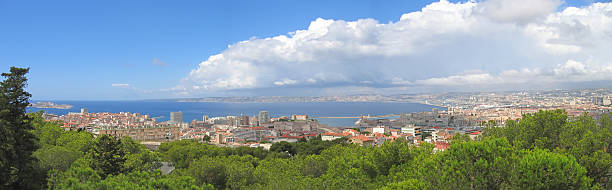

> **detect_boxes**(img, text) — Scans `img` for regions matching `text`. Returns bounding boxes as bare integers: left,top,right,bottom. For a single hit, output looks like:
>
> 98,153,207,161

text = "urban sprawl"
41,88,612,151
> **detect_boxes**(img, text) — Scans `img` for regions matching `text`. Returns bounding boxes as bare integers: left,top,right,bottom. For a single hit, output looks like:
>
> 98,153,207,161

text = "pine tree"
90,135,127,178
0,67,38,189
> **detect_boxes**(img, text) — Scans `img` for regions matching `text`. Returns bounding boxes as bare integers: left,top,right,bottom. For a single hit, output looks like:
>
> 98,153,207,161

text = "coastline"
27,101,440,127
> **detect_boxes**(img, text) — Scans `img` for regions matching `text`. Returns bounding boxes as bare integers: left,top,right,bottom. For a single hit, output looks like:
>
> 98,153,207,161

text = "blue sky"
0,0,609,100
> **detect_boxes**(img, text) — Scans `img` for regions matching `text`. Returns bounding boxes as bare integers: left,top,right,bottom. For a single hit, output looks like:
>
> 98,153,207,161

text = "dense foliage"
1,67,611,189
483,110,612,188
27,110,611,189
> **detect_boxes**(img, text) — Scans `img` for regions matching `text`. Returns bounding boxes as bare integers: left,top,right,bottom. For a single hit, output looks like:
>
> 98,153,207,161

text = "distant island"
29,101,73,109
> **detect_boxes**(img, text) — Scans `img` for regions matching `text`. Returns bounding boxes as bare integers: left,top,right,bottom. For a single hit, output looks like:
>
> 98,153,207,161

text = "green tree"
186,156,229,189
380,179,427,190
484,109,568,150
30,113,92,173
270,141,297,156
33,146,80,173
158,140,224,168
320,145,377,189
224,155,257,189
559,115,612,186
369,139,418,176
124,148,162,172
510,149,591,189
449,133,471,144
300,155,328,178
51,166,215,190
29,112,63,147
225,146,269,159
599,113,612,154
202,135,211,142
90,135,127,178
98,171,215,190
49,165,102,189
427,138,517,189
484,110,612,187
252,157,314,189
0,67,39,189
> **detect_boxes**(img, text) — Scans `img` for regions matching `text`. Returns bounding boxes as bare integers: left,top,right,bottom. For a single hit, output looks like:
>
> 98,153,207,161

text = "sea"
26,101,443,127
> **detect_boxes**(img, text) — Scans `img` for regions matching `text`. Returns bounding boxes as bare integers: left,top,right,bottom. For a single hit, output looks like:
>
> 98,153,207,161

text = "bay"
27,101,442,127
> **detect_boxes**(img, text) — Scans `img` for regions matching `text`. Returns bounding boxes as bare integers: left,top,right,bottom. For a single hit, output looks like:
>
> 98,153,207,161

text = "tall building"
400,113,410,124
240,115,250,126
202,115,209,122
80,108,88,115
593,97,604,105
170,111,183,124
258,111,269,126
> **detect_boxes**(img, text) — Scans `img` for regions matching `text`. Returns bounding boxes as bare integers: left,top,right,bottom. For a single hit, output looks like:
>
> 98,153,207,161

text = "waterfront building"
170,111,183,124
258,111,269,126
80,108,88,114
291,114,308,120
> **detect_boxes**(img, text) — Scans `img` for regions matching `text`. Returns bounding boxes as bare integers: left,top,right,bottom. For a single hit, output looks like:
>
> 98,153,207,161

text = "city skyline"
2,0,610,100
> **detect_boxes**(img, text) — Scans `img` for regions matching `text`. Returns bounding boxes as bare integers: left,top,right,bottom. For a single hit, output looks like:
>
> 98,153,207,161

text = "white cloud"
112,83,130,88
416,60,612,86
554,60,587,76
478,0,562,24
273,78,298,86
176,0,612,96
416,72,497,86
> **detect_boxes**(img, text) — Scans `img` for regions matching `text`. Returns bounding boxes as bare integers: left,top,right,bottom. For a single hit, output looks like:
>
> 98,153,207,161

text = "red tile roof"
349,135,373,142
322,132,349,137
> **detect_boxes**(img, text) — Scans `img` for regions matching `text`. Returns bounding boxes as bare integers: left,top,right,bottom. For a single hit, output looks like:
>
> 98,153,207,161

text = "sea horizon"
27,100,443,127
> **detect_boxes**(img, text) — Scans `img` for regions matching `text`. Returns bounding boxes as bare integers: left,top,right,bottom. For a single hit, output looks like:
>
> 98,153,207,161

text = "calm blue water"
27,101,442,127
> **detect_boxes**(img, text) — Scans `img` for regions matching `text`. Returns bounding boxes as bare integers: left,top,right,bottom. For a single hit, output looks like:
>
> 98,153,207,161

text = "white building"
401,125,422,136
604,99,611,106
321,132,348,141
373,126,386,134
258,111,269,125
291,114,308,121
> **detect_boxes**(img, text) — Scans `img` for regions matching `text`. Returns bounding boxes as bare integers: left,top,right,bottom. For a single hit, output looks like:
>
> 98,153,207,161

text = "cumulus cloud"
478,0,562,24
112,83,130,88
176,0,612,96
